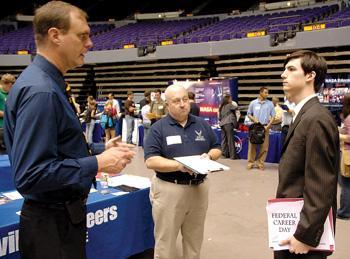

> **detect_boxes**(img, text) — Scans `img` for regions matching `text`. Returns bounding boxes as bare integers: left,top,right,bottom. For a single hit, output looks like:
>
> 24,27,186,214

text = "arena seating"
180,4,339,44
0,3,347,54
1,1,350,114
90,18,216,51
0,23,114,54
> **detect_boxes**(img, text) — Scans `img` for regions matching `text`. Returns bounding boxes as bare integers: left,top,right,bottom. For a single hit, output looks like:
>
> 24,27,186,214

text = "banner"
169,78,238,125
319,74,350,104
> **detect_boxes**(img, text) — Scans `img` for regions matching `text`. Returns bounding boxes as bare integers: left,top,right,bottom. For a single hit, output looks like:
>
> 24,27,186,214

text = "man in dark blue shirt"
144,84,221,259
4,2,134,259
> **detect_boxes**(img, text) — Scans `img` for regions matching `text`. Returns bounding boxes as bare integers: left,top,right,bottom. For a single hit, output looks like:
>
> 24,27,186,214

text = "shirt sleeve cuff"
293,225,320,247
79,156,98,178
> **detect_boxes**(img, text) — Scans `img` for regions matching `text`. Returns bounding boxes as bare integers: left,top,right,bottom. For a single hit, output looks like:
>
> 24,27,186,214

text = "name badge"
166,135,182,145
158,105,163,110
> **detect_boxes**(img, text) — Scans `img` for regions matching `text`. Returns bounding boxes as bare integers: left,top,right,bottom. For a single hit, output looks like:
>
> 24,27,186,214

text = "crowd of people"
0,1,349,259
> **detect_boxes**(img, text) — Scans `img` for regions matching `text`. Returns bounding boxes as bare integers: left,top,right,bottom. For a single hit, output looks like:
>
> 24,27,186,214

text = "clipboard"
174,155,230,175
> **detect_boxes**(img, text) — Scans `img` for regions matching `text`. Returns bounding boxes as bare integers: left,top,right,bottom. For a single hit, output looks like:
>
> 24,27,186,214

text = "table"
213,129,283,163
138,126,282,163
0,155,14,192
0,157,155,259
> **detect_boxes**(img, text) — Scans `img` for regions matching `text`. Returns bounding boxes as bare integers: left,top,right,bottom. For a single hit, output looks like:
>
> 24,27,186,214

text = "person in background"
103,100,117,142
72,94,81,115
3,2,135,258
139,90,151,110
108,92,120,118
232,99,241,124
219,94,239,160
65,83,80,116
150,89,167,124
108,93,122,136
271,97,283,131
281,94,295,144
188,91,200,116
338,93,350,220
141,99,151,145
144,84,221,259
0,73,15,154
85,99,97,144
246,87,275,170
275,50,339,259
125,91,136,144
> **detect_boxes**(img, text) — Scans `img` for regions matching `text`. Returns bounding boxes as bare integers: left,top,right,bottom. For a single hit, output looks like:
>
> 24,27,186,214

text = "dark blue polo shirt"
4,55,98,203
144,114,221,181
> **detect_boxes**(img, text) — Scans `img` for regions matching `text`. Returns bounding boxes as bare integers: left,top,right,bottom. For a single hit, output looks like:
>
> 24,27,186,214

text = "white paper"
2,191,23,200
89,188,97,193
108,174,151,189
266,198,335,251
174,155,230,174
110,191,129,196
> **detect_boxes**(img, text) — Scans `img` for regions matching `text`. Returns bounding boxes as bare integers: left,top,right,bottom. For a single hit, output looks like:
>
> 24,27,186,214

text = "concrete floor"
126,147,349,259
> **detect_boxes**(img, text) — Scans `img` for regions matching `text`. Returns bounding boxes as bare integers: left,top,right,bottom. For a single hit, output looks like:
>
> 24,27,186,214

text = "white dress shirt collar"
292,94,317,122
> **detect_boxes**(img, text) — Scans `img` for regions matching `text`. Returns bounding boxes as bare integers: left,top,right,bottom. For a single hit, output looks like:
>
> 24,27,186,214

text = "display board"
319,74,350,104
169,78,238,125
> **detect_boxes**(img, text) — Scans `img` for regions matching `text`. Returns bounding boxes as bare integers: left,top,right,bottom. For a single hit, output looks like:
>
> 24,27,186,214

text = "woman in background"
219,95,238,159
141,99,151,145
103,100,117,142
338,93,350,220
85,99,97,144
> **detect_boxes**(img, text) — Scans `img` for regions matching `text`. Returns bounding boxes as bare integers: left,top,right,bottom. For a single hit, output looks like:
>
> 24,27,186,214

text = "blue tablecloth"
0,156,14,192
138,126,282,163
213,129,283,163
0,156,154,259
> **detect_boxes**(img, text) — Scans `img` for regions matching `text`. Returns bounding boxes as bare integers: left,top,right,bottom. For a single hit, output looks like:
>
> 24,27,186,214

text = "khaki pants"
150,176,209,259
247,130,270,167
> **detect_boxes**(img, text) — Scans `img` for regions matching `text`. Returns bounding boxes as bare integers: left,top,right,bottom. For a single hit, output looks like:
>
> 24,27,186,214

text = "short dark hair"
144,90,151,97
1,73,16,84
127,91,133,96
155,89,162,94
284,50,327,92
259,87,268,93
188,91,195,100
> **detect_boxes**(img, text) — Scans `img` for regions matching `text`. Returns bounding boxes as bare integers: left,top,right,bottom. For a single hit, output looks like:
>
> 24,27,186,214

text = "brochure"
266,198,335,251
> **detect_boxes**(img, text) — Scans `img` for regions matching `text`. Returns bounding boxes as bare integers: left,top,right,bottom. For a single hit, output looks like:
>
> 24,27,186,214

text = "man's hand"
200,153,211,160
105,136,135,150
96,146,135,174
176,161,194,175
279,236,312,254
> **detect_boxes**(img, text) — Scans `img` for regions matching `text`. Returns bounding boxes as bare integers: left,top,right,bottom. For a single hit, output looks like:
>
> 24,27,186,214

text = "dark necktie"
65,83,97,189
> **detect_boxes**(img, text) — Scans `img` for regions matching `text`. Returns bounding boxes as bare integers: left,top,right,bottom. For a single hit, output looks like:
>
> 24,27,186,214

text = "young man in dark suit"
275,50,339,259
